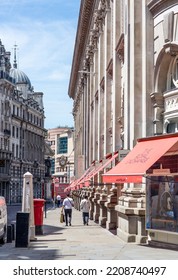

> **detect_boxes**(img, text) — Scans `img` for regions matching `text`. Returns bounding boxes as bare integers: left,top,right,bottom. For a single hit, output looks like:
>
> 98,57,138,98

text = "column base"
117,227,147,243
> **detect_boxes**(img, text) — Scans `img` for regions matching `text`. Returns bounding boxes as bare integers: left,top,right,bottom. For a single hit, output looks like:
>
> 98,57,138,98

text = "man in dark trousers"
62,193,74,226
80,195,90,225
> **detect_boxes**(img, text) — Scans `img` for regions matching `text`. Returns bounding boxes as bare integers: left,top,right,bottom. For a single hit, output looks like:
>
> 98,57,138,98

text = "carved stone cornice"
89,29,99,50
93,9,105,33
72,80,84,116
69,0,110,101
84,0,111,76
100,0,110,10
68,1,96,99
148,0,178,17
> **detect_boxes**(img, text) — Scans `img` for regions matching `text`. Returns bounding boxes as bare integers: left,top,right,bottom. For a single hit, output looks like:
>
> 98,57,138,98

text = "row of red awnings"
65,133,178,192
65,152,118,192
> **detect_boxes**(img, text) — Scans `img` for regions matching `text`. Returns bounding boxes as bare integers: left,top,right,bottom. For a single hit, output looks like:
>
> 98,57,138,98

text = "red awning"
83,152,119,186
82,162,103,185
103,134,178,183
68,164,95,190
70,180,78,190
77,165,95,185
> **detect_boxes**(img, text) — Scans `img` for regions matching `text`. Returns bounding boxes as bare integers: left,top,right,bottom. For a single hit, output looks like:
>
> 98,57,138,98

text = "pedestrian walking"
80,195,90,225
62,193,74,226
56,194,61,207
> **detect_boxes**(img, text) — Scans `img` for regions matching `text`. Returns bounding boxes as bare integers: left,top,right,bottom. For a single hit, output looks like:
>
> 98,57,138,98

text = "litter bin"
33,198,45,235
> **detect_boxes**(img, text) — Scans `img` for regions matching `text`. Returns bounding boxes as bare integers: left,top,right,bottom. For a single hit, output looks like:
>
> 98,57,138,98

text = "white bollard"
22,172,36,241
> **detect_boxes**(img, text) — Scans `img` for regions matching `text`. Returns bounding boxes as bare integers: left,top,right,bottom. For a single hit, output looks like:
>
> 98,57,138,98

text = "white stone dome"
10,68,32,90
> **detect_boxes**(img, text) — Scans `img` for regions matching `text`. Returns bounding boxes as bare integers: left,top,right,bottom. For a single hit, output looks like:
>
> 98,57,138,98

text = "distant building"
0,40,46,203
47,127,74,199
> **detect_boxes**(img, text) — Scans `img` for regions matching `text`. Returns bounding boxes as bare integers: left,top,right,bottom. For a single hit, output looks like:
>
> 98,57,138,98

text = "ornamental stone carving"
150,92,164,135
164,42,178,57
165,93,178,112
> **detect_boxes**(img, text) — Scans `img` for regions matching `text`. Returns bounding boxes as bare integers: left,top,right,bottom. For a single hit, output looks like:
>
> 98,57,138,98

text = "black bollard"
15,212,29,248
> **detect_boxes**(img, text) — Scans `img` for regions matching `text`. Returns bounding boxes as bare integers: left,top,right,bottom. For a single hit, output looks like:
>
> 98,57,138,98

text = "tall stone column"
114,0,151,243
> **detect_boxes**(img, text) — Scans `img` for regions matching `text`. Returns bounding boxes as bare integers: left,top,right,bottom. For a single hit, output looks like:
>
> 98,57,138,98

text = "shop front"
146,174,178,248
103,133,178,247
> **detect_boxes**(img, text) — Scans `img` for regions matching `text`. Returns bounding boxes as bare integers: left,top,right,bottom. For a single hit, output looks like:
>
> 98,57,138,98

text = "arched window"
167,55,178,90
166,122,176,133
172,56,178,88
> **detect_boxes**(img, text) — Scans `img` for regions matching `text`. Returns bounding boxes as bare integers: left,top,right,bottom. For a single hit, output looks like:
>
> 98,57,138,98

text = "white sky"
0,0,80,129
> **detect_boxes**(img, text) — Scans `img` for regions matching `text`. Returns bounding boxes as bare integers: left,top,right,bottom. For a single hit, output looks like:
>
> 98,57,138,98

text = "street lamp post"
41,179,47,218
33,160,39,197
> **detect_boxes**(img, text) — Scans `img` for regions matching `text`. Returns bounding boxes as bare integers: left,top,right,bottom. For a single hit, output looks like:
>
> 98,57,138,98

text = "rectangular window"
12,143,15,157
13,105,15,115
16,127,19,138
12,126,15,137
57,137,68,154
16,144,19,158
146,176,178,233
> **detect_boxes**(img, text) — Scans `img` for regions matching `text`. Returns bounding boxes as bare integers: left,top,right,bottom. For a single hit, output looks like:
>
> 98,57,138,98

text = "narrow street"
1,206,178,260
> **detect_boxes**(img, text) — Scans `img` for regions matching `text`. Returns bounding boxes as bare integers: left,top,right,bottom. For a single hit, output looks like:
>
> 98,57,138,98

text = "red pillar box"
33,198,45,235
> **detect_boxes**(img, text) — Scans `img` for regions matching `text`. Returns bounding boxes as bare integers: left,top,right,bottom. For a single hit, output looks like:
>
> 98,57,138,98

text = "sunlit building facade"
68,0,178,248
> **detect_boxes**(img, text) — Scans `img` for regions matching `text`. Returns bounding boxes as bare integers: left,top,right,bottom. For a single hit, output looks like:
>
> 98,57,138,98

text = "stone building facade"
0,40,46,203
68,0,178,247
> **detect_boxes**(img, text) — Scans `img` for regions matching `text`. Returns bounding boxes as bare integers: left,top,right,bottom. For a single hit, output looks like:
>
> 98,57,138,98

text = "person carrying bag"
60,209,65,223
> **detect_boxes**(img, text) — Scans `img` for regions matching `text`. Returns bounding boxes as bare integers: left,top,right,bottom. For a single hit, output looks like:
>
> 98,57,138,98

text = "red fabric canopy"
83,152,118,186
103,134,178,183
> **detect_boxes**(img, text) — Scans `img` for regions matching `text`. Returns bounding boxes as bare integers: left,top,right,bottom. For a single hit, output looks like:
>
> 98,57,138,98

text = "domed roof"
9,44,32,90
10,68,32,90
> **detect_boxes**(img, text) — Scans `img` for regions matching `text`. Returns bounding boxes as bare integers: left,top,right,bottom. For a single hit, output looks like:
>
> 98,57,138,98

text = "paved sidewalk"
0,207,178,260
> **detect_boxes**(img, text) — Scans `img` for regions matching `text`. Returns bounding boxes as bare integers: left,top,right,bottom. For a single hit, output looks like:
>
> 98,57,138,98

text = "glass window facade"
57,137,68,154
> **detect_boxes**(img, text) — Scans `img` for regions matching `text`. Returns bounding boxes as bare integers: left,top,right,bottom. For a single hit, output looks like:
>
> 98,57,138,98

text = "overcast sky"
0,0,80,129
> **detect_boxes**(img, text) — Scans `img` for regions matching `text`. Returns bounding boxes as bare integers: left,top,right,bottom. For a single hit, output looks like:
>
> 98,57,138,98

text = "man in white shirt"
80,195,90,225
62,193,74,226
56,194,61,207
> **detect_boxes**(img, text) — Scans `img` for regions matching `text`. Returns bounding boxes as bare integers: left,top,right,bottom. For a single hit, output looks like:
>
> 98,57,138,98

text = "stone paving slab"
0,207,178,260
